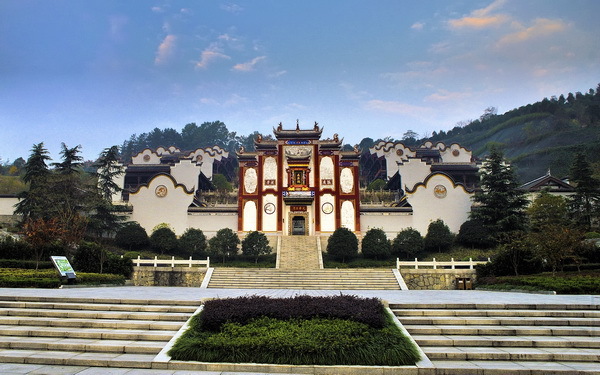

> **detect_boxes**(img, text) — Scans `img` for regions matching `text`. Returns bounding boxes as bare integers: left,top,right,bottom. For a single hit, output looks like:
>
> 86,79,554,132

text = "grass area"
477,270,600,294
0,268,126,288
168,296,420,366
322,254,395,268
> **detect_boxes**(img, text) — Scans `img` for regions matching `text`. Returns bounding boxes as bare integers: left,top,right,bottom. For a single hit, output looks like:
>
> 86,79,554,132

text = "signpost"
50,256,76,284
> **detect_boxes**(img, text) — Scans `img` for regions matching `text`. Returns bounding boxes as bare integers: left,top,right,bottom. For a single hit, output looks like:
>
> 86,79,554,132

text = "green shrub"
392,228,423,259
150,227,178,255
326,227,358,263
168,296,420,366
178,228,207,258
115,222,148,250
0,259,52,269
361,228,391,260
241,231,272,263
424,219,454,253
366,179,386,191
456,220,495,249
72,242,132,277
0,237,33,260
585,232,600,239
208,228,240,263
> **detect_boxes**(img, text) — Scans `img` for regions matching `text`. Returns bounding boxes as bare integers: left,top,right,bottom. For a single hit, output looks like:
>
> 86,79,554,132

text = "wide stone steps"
0,296,197,368
392,303,600,372
278,235,321,270
207,268,400,289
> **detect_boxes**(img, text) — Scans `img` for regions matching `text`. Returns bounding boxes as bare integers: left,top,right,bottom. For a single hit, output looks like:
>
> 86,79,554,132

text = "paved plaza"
0,286,598,375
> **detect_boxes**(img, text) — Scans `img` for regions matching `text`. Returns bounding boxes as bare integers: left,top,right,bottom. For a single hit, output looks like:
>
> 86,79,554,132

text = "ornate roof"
272,120,324,140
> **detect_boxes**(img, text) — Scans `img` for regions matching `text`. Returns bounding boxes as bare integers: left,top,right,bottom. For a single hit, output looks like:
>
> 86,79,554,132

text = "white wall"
407,173,473,234
128,174,194,235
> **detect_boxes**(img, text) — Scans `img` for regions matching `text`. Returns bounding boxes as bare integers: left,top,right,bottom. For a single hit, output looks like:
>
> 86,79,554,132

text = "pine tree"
14,143,51,220
568,152,600,231
470,147,528,240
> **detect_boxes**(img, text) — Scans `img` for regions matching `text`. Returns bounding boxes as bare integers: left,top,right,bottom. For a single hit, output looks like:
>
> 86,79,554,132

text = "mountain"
426,85,600,183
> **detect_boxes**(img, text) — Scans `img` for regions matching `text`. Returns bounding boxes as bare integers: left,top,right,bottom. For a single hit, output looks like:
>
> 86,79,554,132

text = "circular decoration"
322,202,334,214
452,149,460,157
143,154,151,162
264,203,276,215
434,184,447,199
196,155,203,162
155,185,168,197
396,149,404,156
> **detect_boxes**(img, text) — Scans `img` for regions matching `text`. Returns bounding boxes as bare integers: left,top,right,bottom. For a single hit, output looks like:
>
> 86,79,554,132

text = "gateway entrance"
291,216,306,235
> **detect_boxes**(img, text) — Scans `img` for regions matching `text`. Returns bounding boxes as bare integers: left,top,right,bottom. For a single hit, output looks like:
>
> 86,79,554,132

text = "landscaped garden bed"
0,268,126,288
477,271,600,294
168,295,420,366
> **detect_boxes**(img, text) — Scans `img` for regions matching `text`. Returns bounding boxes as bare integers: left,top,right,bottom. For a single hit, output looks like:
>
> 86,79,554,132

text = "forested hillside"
426,84,600,182
115,85,600,185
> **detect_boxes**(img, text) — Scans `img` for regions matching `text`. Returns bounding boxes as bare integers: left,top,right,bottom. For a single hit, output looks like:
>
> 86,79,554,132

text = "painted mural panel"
340,167,354,194
341,200,355,230
244,168,258,194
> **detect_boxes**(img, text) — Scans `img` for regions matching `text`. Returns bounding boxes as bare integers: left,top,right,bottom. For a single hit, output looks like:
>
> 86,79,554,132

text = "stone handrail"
397,257,490,270
135,256,210,268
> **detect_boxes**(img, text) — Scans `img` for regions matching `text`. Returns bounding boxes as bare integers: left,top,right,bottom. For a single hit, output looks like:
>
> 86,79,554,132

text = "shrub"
326,227,358,263
476,237,542,278
73,241,133,277
0,237,33,260
392,228,423,259
208,228,240,263
178,228,207,258
361,228,391,260
366,179,386,191
197,295,386,332
150,227,178,255
241,231,272,263
456,220,495,249
424,219,454,253
115,222,148,250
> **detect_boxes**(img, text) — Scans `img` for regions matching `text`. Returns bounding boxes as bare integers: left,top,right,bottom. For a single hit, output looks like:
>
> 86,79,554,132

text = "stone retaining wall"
132,266,207,287
400,268,477,290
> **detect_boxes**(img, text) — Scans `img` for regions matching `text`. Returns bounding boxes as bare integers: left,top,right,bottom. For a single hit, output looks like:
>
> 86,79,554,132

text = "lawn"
477,270,600,294
168,295,421,366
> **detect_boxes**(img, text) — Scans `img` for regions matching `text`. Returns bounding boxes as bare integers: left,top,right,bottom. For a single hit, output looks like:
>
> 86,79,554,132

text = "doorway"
291,215,306,235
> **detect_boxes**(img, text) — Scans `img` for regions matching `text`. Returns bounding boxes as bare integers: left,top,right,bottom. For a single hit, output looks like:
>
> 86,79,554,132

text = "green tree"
424,219,454,253
568,152,600,231
361,228,391,260
150,227,178,255
366,179,386,191
88,146,125,240
115,222,149,251
212,174,233,192
528,192,569,231
326,227,358,263
51,143,83,175
392,228,424,259
529,226,583,275
14,143,51,220
455,220,495,249
178,228,207,258
241,231,272,263
470,147,528,240
208,228,240,263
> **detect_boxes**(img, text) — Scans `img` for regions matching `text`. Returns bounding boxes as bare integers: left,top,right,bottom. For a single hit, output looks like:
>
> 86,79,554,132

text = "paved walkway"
0,286,598,375
1,286,599,305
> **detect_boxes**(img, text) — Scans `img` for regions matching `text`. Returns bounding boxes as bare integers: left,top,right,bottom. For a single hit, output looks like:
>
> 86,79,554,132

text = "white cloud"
411,22,425,31
154,34,176,65
448,0,509,29
221,3,243,14
195,45,231,69
232,56,266,72
497,18,568,46
151,6,164,13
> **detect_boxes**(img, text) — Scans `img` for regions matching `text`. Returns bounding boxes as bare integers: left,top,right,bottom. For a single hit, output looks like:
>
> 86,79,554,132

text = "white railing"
135,256,210,268
396,257,490,270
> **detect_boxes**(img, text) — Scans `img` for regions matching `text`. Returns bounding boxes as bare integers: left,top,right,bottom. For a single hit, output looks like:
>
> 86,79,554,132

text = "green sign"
50,256,76,278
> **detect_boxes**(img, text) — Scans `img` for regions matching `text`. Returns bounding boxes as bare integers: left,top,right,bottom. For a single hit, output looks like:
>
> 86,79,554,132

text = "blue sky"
1,0,599,162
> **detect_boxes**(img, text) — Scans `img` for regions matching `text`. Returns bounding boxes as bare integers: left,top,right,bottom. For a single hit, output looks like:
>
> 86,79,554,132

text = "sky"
1,0,599,162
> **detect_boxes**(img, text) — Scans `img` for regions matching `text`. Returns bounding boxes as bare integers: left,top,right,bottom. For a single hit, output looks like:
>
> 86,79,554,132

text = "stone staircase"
207,268,400,289
278,235,321,269
392,302,600,373
0,296,198,368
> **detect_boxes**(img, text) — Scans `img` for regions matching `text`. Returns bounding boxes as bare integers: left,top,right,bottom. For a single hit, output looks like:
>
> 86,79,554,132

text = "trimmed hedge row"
198,295,385,332
478,274,600,294
0,268,125,288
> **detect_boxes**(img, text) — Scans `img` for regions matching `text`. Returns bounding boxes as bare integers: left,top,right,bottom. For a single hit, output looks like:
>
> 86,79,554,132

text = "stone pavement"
0,286,598,375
